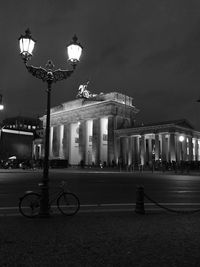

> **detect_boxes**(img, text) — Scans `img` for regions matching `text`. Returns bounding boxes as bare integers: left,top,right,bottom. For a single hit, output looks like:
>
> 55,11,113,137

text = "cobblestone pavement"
1,211,200,266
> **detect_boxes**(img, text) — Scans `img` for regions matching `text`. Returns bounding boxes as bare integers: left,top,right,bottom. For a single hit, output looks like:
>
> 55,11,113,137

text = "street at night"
2,1,200,265
1,169,200,266
1,169,200,215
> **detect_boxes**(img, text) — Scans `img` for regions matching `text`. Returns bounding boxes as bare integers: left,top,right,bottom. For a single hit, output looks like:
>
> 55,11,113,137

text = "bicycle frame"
48,189,64,206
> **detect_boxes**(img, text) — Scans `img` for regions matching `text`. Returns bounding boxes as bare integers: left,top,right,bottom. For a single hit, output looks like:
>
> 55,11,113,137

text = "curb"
1,203,200,217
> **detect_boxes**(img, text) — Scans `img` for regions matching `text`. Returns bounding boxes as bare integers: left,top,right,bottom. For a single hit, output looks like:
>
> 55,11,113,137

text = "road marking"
1,202,200,210
0,207,19,210
173,191,200,193
1,202,200,216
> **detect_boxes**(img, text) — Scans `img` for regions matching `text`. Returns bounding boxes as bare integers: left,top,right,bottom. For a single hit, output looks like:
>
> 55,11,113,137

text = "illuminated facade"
115,120,200,166
36,91,200,167
38,92,138,165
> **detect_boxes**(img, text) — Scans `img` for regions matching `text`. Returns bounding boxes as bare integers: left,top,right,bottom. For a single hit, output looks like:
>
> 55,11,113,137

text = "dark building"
0,116,42,161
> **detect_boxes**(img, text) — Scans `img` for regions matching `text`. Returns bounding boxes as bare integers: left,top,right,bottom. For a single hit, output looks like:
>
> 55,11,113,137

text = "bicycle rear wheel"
57,192,80,216
19,192,41,218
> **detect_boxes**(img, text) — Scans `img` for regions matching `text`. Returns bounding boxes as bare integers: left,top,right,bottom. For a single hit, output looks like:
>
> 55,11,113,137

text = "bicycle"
19,181,80,218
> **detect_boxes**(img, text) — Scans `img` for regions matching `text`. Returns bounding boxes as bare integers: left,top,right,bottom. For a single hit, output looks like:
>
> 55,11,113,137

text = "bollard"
135,185,145,214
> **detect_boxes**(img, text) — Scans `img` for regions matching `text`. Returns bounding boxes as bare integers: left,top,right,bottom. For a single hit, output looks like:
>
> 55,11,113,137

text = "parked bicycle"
19,181,80,218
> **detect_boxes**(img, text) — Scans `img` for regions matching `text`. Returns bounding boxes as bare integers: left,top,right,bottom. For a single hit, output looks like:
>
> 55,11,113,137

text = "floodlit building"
38,91,138,166
115,119,200,167
35,85,200,167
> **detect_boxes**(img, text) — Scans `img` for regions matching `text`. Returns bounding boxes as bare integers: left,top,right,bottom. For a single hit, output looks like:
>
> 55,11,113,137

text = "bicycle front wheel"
19,192,41,218
57,192,80,216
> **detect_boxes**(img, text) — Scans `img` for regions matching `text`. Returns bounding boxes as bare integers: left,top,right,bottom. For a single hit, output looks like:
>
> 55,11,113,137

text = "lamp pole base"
39,184,50,217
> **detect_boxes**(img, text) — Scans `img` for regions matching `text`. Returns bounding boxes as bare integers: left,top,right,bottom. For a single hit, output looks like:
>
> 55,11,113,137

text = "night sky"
1,0,200,130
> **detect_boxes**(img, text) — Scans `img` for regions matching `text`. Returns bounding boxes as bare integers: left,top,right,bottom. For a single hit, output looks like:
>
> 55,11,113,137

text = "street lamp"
18,28,83,217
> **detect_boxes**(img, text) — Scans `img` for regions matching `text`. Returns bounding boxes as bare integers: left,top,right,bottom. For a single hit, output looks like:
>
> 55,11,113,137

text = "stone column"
79,121,86,163
114,137,120,165
188,136,193,161
192,138,195,161
169,133,176,162
52,125,60,158
179,140,182,161
140,135,146,166
174,135,178,162
99,117,108,165
119,137,123,166
128,136,133,165
161,134,167,162
85,120,89,165
155,134,159,161
59,124,64,159
85,120,93,165
132,136,137,164
182,137,187,161
166,136,169,162
68,123,72,164
122,137,128,166
32,144,36,160
63,123,70,161
92,118,100,165
148,137,152,164
108,116,115,166
135,136,140,165
195,139,198,161
177,137,184,162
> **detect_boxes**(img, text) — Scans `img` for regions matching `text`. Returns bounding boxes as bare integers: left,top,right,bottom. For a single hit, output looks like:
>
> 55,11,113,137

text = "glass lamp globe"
179,136,185,142
19,28,36,62
67,35,83,67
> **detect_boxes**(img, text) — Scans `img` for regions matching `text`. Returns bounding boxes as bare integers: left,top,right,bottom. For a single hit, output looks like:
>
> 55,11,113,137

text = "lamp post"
18,28,83,216
0,94,4,110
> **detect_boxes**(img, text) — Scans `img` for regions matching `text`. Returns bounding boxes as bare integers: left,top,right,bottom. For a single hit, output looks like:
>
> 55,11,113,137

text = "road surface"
0,169,200,214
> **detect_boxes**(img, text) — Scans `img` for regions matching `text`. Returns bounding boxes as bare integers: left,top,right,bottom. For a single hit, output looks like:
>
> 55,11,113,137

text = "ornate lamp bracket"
26,60,73,83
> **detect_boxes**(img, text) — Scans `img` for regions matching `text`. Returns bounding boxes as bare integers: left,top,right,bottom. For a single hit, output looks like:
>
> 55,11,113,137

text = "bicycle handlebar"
38,181,66,188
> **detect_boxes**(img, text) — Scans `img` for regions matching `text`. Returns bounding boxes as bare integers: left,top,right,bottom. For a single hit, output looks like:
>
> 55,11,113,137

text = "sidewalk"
1,211,200,266
1,166,200,175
